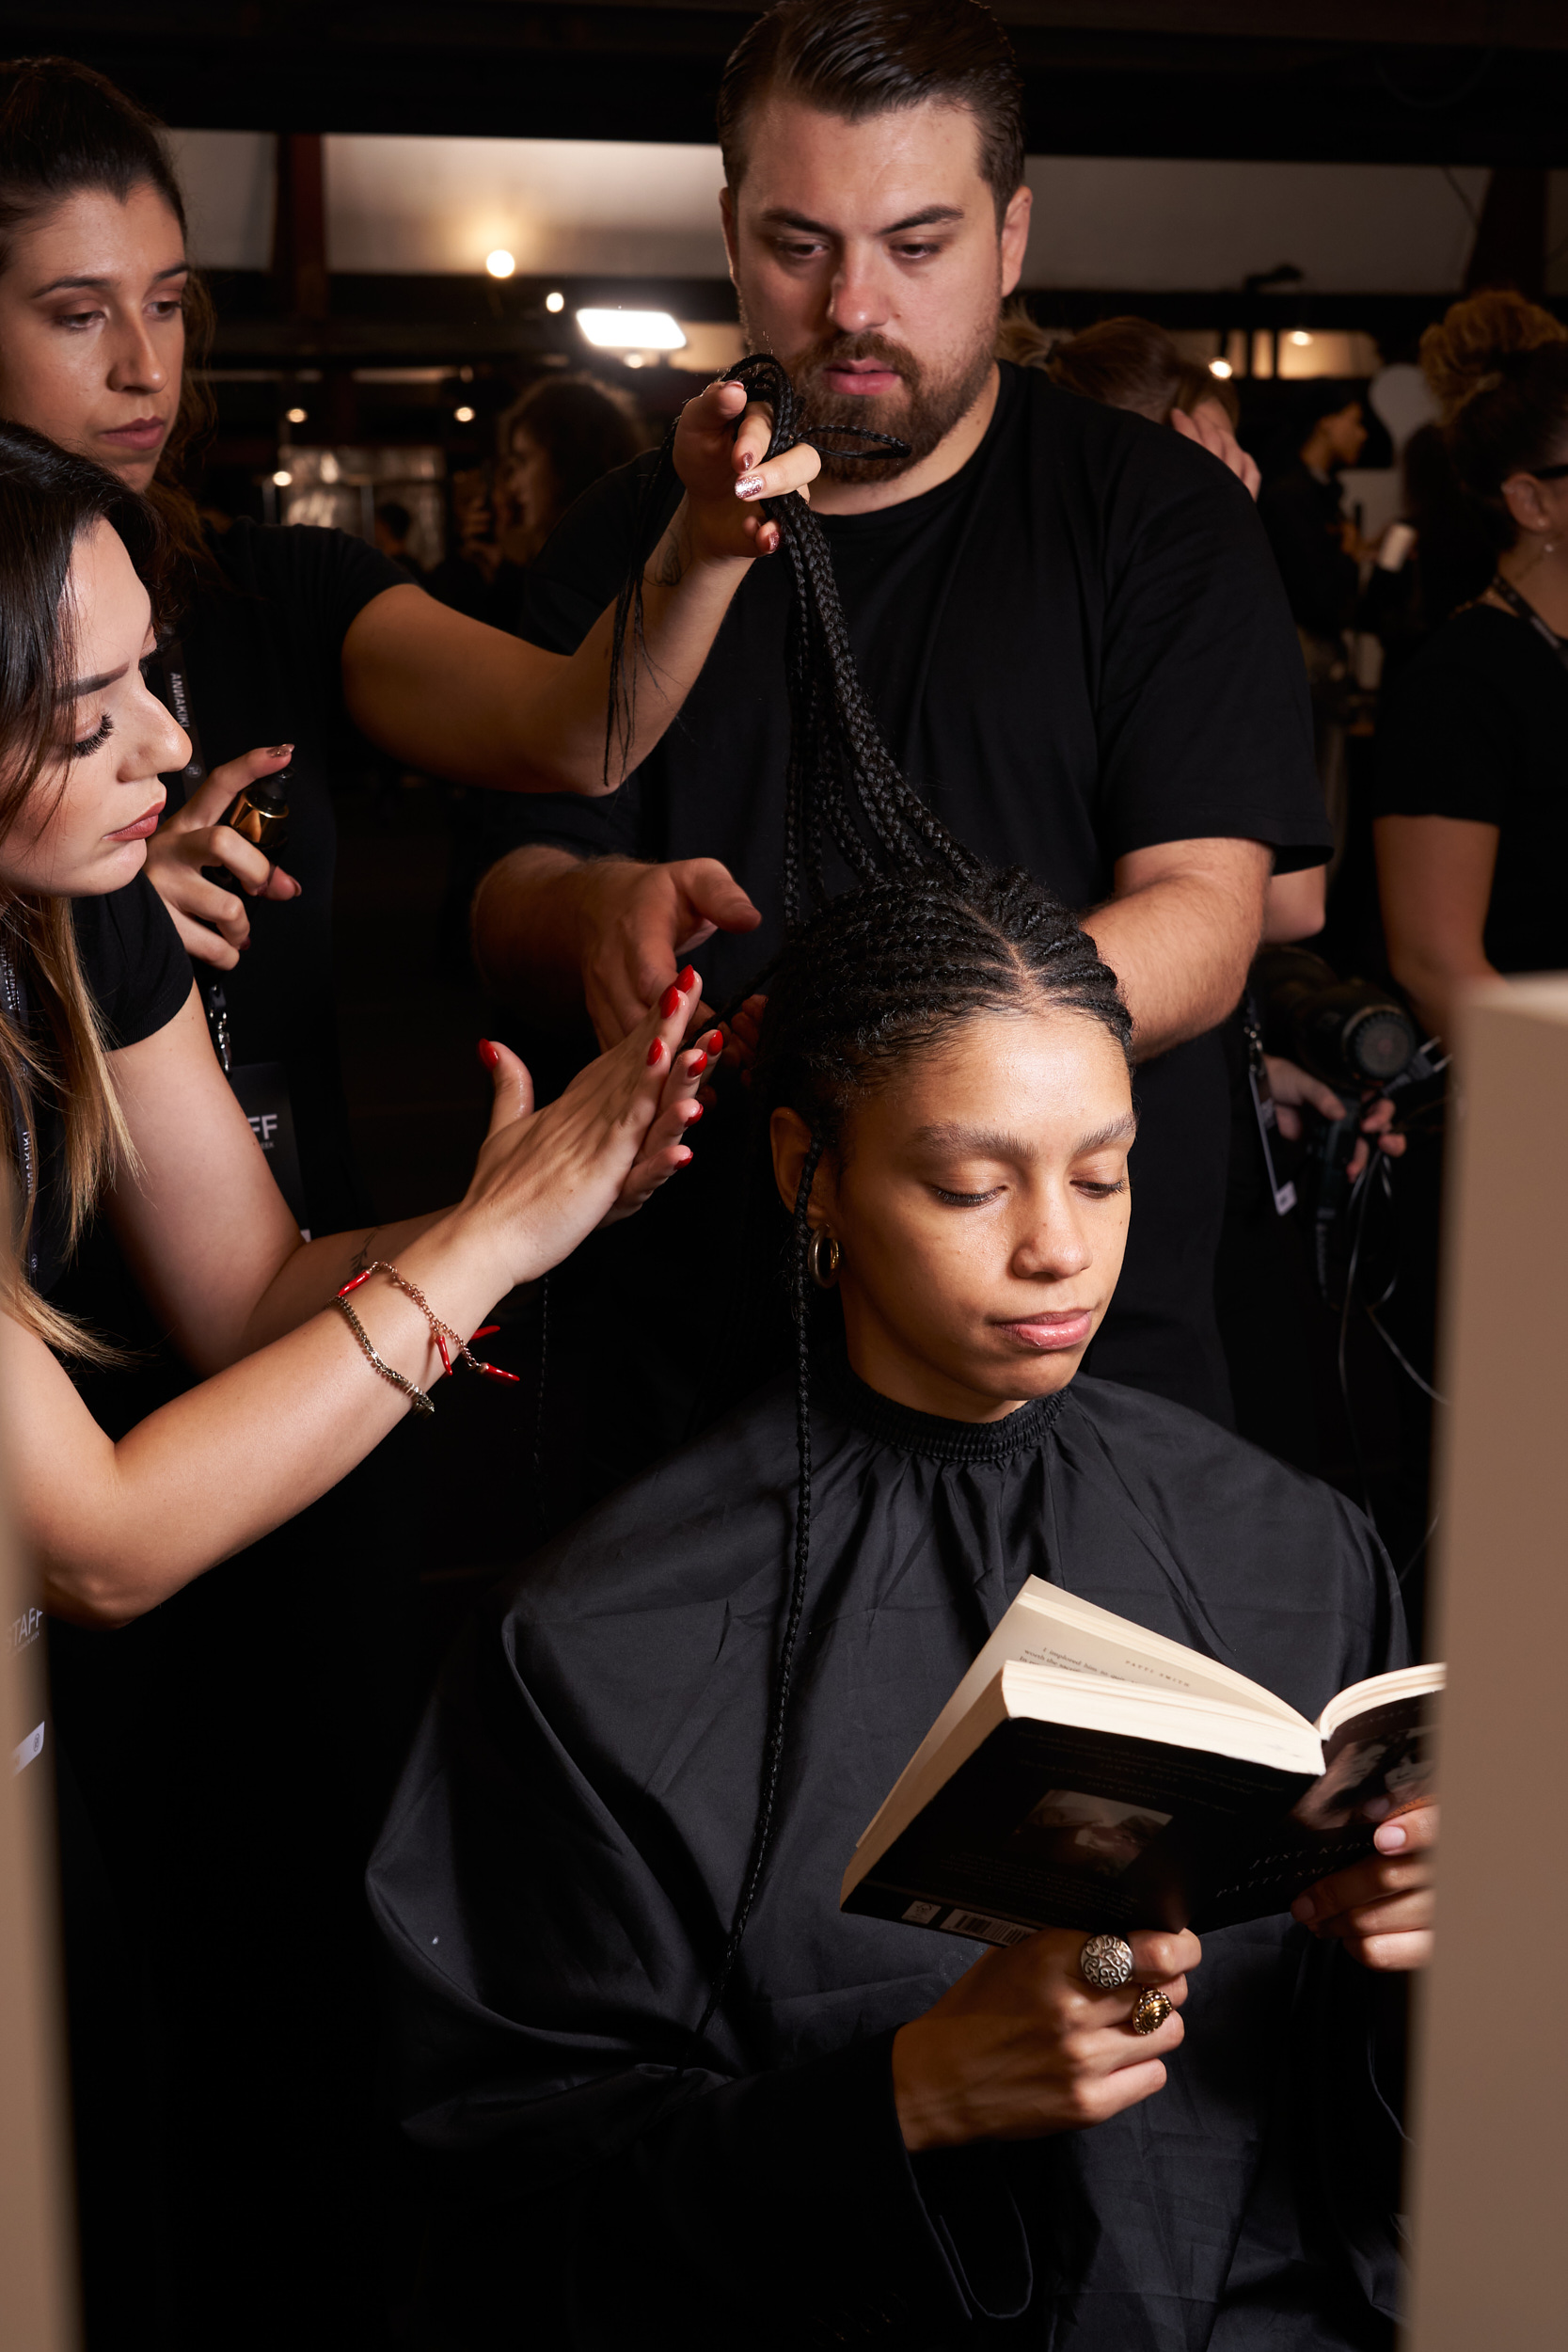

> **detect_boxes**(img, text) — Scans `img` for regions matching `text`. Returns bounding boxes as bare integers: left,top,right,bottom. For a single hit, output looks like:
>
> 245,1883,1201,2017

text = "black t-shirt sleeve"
1372,624,1519,827
73,873,194,1049
219,518,412,669
1095,431,1330,872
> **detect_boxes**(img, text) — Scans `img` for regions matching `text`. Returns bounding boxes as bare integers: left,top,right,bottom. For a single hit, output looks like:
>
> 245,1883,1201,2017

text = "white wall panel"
169,132,1493,295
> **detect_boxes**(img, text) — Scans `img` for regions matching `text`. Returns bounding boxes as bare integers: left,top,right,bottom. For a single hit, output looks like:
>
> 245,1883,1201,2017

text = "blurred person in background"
1259,386,1370,856
372,494,423,579
499,372,642,567
0,52,817,2349
1000,304,1260,493
1376,290,1568,1044
1367,291,1568,1636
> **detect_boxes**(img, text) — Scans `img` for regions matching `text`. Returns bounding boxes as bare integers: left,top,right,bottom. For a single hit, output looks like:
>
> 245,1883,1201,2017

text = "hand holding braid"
610,355,979,936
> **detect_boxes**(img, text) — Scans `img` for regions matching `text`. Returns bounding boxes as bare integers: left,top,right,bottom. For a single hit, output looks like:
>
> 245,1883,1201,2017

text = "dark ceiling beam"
5,4,1568,161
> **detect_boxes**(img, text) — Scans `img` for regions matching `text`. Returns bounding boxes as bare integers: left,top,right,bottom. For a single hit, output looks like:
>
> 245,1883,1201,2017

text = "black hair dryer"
1254,946,1421,1232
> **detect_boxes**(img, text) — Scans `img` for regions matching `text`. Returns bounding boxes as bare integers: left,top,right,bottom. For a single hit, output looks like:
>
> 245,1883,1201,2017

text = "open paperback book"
841,1577,1442,1947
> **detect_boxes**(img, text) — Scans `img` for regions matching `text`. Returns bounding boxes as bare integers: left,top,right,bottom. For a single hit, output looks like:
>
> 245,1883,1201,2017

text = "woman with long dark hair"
372,860,1432,2350
0,421,713,2341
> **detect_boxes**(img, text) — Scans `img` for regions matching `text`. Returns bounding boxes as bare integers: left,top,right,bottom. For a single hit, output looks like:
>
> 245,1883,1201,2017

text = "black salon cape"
370,1368,1408,2351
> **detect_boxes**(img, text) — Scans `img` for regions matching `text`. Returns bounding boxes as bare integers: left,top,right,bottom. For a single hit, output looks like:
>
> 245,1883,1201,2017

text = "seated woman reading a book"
372,862,1433,2352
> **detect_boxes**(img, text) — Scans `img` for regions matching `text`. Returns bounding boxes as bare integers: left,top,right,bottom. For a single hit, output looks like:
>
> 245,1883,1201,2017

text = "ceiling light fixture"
1289,329,1313,346
286,405,307,424
577,308,686,352
485,249,515,279
272,469,293,486
1209,358,1234,379
545,290,564,313
453,405,476,422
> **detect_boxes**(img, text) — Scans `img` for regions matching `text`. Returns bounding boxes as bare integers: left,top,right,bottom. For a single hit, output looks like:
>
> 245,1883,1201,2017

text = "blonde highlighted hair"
0,423,164,1359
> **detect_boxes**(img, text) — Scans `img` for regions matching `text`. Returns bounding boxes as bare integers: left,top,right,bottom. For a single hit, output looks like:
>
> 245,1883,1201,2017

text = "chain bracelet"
332,1294,435,1416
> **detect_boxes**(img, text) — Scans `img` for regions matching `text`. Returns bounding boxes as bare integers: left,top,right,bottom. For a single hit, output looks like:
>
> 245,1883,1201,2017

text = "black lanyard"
1488,573,1568,673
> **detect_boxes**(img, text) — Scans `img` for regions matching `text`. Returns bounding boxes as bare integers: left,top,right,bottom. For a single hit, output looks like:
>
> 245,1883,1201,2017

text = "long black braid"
691,866,1131,2041
608,355,980,951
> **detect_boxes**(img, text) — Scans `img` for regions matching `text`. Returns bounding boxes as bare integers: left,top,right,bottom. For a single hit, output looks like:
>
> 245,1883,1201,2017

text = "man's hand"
1264,1057,1406,1183
891,1927,1198,2152
144,746,302,969
565,856,762,1049
1171,405,1261,500
1292,1804,1436,1971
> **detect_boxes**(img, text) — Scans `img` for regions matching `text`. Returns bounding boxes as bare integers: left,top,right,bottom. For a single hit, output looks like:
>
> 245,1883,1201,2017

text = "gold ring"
1132,1988,1173,2036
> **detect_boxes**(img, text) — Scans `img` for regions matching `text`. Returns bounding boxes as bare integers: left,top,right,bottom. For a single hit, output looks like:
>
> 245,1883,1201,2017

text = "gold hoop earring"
808,1232,841,1289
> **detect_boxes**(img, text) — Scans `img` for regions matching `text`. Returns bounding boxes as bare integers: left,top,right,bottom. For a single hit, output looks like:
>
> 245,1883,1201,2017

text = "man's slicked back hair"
718,0,1026,221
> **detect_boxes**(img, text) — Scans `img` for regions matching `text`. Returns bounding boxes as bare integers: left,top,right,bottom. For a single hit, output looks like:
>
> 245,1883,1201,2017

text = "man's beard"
737,317,997,482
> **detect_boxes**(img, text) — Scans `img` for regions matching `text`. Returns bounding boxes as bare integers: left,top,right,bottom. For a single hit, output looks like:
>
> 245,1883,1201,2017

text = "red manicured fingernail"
685,1101,704,1125
701,1029,722,1053
689,1050,708,1074
677,964,696,992
676,1146,693,1166
647,1039,665,1067
478,1039,500,1070
658,984,681,1017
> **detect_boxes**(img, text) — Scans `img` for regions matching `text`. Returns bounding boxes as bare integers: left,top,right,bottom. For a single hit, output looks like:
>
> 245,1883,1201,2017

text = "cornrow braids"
609,355,980,946
689,866,1130,2043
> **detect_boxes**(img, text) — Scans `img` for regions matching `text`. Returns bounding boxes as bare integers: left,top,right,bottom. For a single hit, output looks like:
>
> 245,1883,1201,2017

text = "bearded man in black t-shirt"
473,0,1329,1503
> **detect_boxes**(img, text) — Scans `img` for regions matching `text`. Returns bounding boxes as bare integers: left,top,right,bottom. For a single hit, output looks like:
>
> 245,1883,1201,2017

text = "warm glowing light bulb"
453,405,476,423
272,469,293,486
624,353,645,369
545,290,564,313
286,405,307,424
1209,358,1234,379
1289,329,1313,347
485,249,515,279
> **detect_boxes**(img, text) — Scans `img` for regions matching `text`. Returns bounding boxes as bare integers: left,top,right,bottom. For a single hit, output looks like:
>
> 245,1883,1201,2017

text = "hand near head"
574,856,762,1050
893,1927,1199,2151
1292,1803,1436,1971
670,375,820,565
1171,405,1261,501
462,968,709,1289
143,744,302,969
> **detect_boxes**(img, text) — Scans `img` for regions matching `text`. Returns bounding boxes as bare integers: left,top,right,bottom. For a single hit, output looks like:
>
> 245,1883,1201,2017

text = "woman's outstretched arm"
340,378,816,796
8,976,709,1627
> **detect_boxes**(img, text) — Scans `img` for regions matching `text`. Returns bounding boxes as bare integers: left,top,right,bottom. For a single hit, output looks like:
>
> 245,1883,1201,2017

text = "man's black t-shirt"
1373,600,1568,976
149,519,409,1233
483,365,1328,1485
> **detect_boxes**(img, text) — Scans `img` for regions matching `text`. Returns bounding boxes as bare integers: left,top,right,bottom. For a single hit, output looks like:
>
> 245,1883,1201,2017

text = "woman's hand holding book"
890,1927,1201,2153
1291,1802,1437,1970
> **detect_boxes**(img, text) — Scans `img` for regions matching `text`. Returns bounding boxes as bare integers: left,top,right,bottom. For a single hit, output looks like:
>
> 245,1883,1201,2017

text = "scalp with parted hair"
691,867,1131,2042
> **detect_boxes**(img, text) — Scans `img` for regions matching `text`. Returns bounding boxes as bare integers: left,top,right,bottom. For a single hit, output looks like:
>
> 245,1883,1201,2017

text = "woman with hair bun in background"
1370,289,1568,1613
1375,287,1568,1042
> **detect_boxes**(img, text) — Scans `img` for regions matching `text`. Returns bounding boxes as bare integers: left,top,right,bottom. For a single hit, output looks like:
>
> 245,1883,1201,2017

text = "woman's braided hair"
691,866,1131,2042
